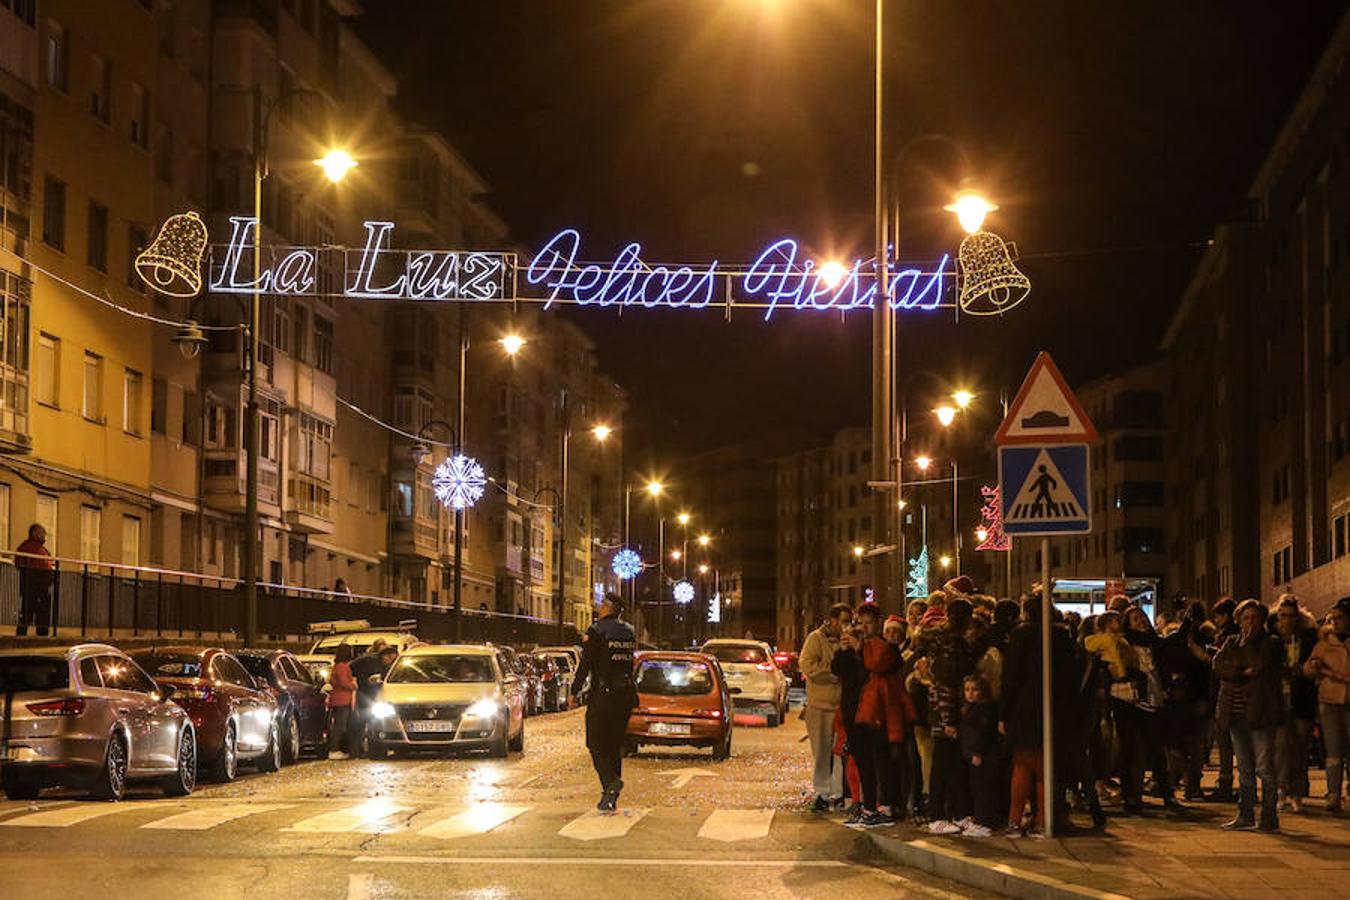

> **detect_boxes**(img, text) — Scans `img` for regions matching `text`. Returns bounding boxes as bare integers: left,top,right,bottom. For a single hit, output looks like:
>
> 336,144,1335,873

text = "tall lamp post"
242,84,354,648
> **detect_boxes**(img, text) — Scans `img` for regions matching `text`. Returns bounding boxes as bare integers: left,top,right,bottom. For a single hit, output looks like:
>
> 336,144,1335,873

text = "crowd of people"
799,578,1350,837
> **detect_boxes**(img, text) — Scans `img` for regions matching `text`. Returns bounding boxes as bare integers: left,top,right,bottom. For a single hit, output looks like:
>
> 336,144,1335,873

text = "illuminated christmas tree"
906,546,930,599
976,484,1011,551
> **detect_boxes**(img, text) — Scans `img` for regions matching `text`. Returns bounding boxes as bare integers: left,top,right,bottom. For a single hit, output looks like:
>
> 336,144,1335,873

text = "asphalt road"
0,703,991,899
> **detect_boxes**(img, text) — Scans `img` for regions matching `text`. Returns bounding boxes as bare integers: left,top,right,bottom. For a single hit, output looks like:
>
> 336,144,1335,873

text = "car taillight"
691,709,723,719
26,699,85,717
755,662,776,673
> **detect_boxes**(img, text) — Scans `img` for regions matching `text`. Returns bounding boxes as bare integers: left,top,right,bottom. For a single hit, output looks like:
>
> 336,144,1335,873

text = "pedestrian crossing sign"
998,444,1091,535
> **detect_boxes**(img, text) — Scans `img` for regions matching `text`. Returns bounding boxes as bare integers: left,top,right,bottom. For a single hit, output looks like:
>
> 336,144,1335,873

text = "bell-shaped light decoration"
135,211,209,298
956,230,1031,316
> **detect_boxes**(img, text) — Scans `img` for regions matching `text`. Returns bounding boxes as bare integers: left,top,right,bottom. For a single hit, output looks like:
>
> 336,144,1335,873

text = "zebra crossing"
0,799,780,843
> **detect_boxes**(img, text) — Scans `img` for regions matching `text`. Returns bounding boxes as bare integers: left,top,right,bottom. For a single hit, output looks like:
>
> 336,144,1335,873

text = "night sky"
357,1,1344,469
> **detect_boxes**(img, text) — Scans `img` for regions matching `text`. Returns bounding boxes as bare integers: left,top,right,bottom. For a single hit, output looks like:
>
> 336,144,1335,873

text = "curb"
867,832,1133,900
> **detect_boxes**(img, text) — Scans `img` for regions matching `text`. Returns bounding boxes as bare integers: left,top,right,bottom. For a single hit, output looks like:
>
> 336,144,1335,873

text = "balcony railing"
0,551,577,648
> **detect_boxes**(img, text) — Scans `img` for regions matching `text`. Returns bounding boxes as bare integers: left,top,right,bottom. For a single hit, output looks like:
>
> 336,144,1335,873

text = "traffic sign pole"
1041,536,1054,839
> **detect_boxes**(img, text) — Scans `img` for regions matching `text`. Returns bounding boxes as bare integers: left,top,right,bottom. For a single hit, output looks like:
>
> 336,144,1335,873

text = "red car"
131,647,281,781
625,652,734,760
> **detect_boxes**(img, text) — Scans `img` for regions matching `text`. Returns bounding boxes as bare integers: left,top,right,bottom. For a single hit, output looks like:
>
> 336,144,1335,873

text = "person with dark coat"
348,641,397,755
999,597,1080,836
1215,599,1286,831
1206,598,1242,801
986,600,1021,654
1157,604,1215,801
573,593,638,811
1271,594,1319,812
14,524,54,637
959,674,1001,836
832,624,867,818
1114,606,1182,812
922,598,976,834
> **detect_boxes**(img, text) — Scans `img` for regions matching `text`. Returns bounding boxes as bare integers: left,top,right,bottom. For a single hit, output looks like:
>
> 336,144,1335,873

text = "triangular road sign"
1004,448,1085,525
995,352,1099,445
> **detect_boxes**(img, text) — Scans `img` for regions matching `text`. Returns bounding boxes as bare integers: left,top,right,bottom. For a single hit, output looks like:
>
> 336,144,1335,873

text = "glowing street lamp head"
952,389,974,409
914,455,933,472
897,499,908,510
645,481,664,497
816,259,848,289
935,405,957,427
677,512,691,526
697,533,711,547
670,549,683,561
945,191,998,235
314,149,358,184
852,545,865,558
698,563,710,575
591,424,612,442
975,528,989,543
499,334,526,356
939,554,953,569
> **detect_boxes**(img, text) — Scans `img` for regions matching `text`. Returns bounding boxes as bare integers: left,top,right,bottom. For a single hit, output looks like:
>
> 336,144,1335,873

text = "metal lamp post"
242,85,354,648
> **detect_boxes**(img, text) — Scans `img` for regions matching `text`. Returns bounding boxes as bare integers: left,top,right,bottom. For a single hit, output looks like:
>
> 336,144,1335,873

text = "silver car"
0,644,197,800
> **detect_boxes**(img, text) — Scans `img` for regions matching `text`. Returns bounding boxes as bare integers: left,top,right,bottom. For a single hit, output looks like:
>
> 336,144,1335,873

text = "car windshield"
386,655,493,684
704,645,767,664
637,659,715,696
0,657,69,692
236,655,273,679
546,654,572,671
311,635,396,656
133,653,204,678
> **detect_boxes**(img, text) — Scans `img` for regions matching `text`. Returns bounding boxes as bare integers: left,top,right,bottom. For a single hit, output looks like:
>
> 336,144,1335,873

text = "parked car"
625,651,734,760
298,619,421,682
773,649,803,688
526,654,564,712
699,638,790,726
0,644,197,800
368,644,525,758
236,649,328,763
131,647,281,781
534,649,578,705
495,646,542,716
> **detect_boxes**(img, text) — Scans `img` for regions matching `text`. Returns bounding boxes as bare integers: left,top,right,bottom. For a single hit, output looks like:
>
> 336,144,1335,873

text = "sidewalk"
858,780,1349,899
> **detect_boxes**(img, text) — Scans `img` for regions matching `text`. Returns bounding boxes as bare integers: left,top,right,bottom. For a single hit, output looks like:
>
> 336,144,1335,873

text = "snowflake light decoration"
611,548,643,580
673,580,695,605
433,453,487,510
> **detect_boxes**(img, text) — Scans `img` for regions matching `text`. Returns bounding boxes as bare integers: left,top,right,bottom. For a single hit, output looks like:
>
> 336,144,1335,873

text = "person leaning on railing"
14,524,54,637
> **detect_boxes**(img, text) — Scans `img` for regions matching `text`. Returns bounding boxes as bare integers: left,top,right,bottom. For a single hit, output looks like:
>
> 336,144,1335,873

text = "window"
0,272,31,438
35,492,57,550
1272,545,1293,585
151,376,166,434
1114,481,1164,509
1334,513,1347,559
155,124,173,184
42,176,65,249
127,224,147,292
35,333,58,408
182,390,200,445
129,82,148,147
292,302,308,361
0,482,9,551
79,657,102,687
314,316,333,374
86,201,108,271
1271,464,1291,505
98,657,156,694
1112,435,1163,462
79,505,100,561
89,54,110,122
46,21,68,91
82,352,103,421
122,515,140,565
122,368,142,435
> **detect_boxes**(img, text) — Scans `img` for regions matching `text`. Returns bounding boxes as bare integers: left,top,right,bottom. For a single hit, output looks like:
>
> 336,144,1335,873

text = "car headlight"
465,698,499,720
371,701,396,720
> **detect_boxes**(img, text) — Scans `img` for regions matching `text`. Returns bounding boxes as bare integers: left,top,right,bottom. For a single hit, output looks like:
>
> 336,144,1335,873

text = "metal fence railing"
0,552,579,650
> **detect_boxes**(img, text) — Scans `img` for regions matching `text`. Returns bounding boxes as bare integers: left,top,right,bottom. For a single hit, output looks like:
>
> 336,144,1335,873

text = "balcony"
391,514,439,560
285,475,333,534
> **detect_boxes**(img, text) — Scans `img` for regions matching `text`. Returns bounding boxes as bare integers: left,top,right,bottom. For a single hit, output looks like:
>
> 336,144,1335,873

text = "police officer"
572,592,638,811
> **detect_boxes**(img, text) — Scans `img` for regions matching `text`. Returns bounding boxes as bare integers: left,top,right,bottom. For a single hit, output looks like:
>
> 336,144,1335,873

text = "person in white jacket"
801,602,853,811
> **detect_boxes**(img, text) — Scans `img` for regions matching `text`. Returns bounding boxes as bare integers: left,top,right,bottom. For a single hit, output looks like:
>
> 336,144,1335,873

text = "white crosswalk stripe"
0,802,165,828
697,809,774,842
557,808,650,841
141,803,295,830
417,803,528,839
283,800,411,834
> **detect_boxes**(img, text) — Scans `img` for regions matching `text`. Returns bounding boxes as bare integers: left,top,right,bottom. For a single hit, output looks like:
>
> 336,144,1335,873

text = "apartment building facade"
0,1,625,629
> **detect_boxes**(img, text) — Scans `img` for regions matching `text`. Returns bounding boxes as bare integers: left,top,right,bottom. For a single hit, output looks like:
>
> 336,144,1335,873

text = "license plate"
649,722,691,735
405,720,458,733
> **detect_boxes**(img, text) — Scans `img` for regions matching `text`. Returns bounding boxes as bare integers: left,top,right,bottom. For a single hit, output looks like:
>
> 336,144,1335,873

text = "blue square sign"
998,444,1092,536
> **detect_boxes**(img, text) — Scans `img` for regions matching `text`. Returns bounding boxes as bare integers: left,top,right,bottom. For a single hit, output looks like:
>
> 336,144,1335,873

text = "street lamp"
939,554,952,570
670,549,682,562
934,405,957,427
697,533,711,548
952,389,975,410
240,82,354,648
914,455,932,472
816,259,848,289
591,423,612,442
852,545,865,559
499,333,526,356
698,563,710,575
976,527,989,544
676,512,691,526
646,481,664,497
944,191,998,235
